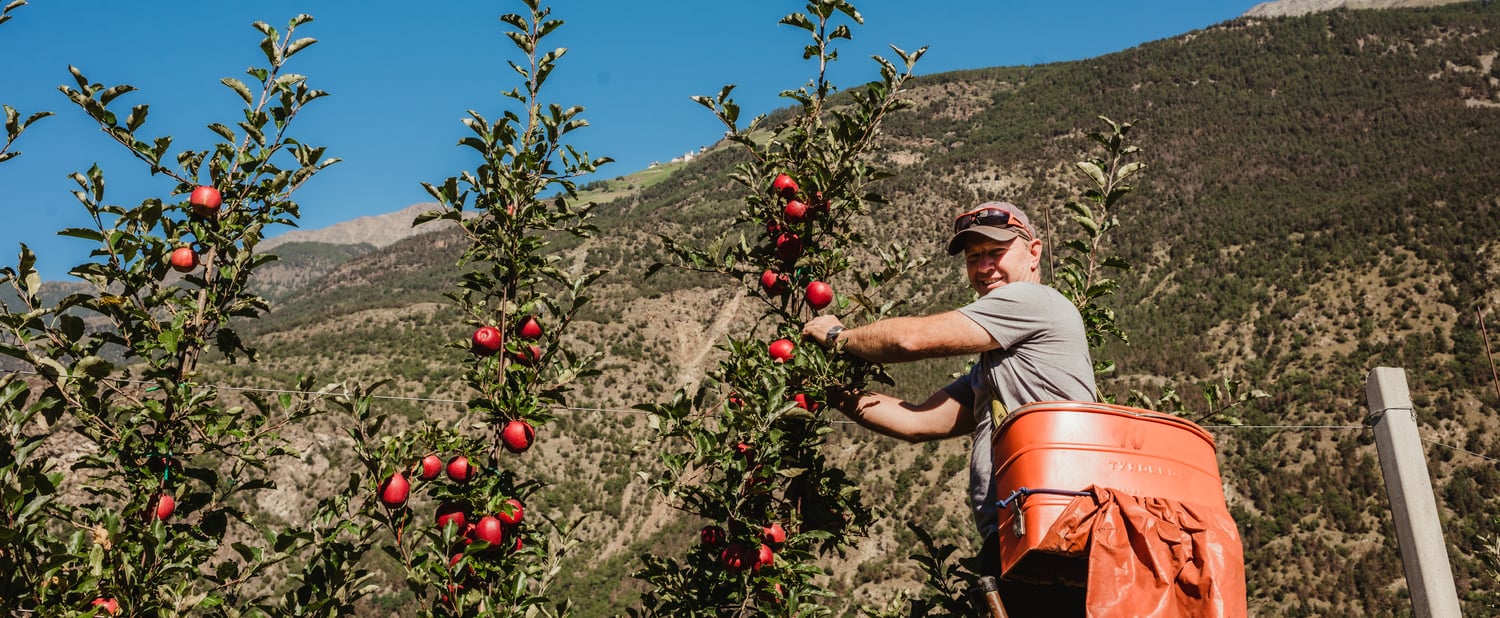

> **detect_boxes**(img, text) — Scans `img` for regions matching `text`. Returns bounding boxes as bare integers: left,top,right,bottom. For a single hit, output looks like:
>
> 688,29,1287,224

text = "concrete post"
1365,367,1462,618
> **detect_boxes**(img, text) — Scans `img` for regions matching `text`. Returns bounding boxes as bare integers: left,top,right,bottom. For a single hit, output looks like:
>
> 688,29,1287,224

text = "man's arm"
833,387,977,443
803,311,997,363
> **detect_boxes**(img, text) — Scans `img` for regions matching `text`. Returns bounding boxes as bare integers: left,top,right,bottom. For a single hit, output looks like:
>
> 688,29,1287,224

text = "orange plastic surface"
990,401,1228,583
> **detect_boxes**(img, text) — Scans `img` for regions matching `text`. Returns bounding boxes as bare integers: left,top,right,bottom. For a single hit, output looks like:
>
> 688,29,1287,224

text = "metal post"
1365,367,1461,618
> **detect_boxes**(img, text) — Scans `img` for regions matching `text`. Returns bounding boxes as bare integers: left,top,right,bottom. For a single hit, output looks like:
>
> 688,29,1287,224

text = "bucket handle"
996,487,1096,537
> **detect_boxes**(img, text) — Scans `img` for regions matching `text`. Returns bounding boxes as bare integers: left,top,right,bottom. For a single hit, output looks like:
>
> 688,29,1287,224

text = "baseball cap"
946,201,1035,255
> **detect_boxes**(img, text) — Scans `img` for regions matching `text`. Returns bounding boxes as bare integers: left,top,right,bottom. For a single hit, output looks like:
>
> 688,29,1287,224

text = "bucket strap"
996,487,1096,537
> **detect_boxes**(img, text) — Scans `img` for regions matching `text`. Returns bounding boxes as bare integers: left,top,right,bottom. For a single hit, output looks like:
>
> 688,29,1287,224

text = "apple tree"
355,1,609,615
0,15,385,616
631,2,926,615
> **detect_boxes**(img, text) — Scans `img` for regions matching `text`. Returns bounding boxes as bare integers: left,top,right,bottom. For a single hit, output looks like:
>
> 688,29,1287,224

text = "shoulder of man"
977,281,1063,303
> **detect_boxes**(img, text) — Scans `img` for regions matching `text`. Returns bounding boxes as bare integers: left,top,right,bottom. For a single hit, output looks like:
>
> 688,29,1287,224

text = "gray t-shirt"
942,281,1096,536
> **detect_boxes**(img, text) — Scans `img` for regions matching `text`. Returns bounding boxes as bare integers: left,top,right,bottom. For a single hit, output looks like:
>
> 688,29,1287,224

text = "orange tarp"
1032,485,1248,618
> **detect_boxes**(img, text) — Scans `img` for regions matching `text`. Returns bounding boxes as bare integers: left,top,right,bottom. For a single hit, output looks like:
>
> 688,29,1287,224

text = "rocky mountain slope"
1246,0,1473,17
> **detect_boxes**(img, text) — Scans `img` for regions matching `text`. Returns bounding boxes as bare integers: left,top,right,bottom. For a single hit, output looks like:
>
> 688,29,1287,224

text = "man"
801,201,1096,612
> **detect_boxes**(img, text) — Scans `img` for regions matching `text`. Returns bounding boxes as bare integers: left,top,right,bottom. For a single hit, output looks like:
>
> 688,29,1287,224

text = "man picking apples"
801,201,1095,613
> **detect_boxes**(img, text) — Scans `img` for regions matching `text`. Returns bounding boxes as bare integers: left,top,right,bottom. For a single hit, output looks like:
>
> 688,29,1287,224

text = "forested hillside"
76,3,1500,615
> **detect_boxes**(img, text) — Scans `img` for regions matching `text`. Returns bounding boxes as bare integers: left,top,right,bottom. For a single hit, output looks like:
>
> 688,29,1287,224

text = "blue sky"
1,0,1262,280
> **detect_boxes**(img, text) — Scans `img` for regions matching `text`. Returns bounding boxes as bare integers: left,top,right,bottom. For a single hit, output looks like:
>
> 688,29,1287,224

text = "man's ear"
1027,238,1044,269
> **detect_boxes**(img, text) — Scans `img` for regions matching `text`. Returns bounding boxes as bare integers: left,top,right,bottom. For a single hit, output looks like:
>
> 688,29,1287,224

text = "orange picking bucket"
990,401,1227,584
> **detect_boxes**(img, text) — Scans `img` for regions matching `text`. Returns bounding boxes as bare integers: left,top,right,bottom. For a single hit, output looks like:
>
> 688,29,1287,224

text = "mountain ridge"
1246,0,1473,17
259,202,448,251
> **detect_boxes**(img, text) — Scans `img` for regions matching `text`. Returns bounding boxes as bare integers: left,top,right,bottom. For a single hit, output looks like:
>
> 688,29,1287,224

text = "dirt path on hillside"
675,287,746,392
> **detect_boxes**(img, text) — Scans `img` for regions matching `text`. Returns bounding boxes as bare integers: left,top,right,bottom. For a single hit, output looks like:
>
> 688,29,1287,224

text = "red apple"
757,583,787,606
793,393,820,412
722,543,749,571
91,597,120,615
761,522,787,545
378,472,410,508
805,281,833,310
771,173,799,199
783,199,809,223
701,525,726,546
774,233,803,261
768,338,795,363
471,326,503,356
512,531,524,552
436,502,468,530
754,544,774,571
501,420,535,453
760,270,788,296
446,455,474,483
474,515,505,547
511,344,542,365
154,493,176,522
169,247,198,272
733,442,754,460
189,185,222,217
418,454,443,480
497,498,525,525
518,315,542,339
811,191,830,213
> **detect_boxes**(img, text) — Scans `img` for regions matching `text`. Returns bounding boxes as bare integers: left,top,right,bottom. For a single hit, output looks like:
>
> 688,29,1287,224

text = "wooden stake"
1480,309,1500,405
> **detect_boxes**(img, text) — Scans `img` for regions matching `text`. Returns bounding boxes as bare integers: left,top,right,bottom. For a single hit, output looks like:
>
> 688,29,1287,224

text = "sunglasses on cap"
953,206,1033,239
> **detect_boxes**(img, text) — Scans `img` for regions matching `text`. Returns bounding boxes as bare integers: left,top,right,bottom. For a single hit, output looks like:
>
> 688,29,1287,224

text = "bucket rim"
994,400,1216,446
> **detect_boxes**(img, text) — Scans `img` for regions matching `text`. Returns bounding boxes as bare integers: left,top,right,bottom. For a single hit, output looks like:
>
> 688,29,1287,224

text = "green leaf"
159,330,180,355
221,77,253,106
1076,161,1107,189
75,356,114,379
286,36,317,58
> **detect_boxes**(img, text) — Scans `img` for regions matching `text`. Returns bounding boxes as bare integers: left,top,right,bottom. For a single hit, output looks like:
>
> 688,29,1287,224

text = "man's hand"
802,314,845,348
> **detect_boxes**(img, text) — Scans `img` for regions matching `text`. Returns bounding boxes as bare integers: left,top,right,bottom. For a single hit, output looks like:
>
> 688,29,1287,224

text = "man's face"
963,236,1041,295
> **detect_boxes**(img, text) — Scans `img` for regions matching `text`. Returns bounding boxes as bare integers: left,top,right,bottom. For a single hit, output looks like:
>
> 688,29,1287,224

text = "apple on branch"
771,173,799,199
474,515,505,548
446,455,474,483
518,315,542,339
153,493,176,522
418,454,443,480
775,233,803,261
169,247,199,273
768,338,795,363
784,199,809,223
378,472,410,508
805,281,833,310
501,420,535,453
471,326,503,356
189,185,222,218
497,498,525,525
436,502,469,530
760,270,789,296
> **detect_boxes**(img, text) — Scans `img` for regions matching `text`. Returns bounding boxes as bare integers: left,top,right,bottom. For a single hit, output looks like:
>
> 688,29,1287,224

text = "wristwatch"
824,325,845,348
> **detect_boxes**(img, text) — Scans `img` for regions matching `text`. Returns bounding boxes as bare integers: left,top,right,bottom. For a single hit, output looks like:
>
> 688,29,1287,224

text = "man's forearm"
830,388,974,443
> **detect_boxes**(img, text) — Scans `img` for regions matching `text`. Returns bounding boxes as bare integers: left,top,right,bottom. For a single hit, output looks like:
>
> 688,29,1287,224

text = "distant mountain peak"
260,203,451,250
1245,0,1472,17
